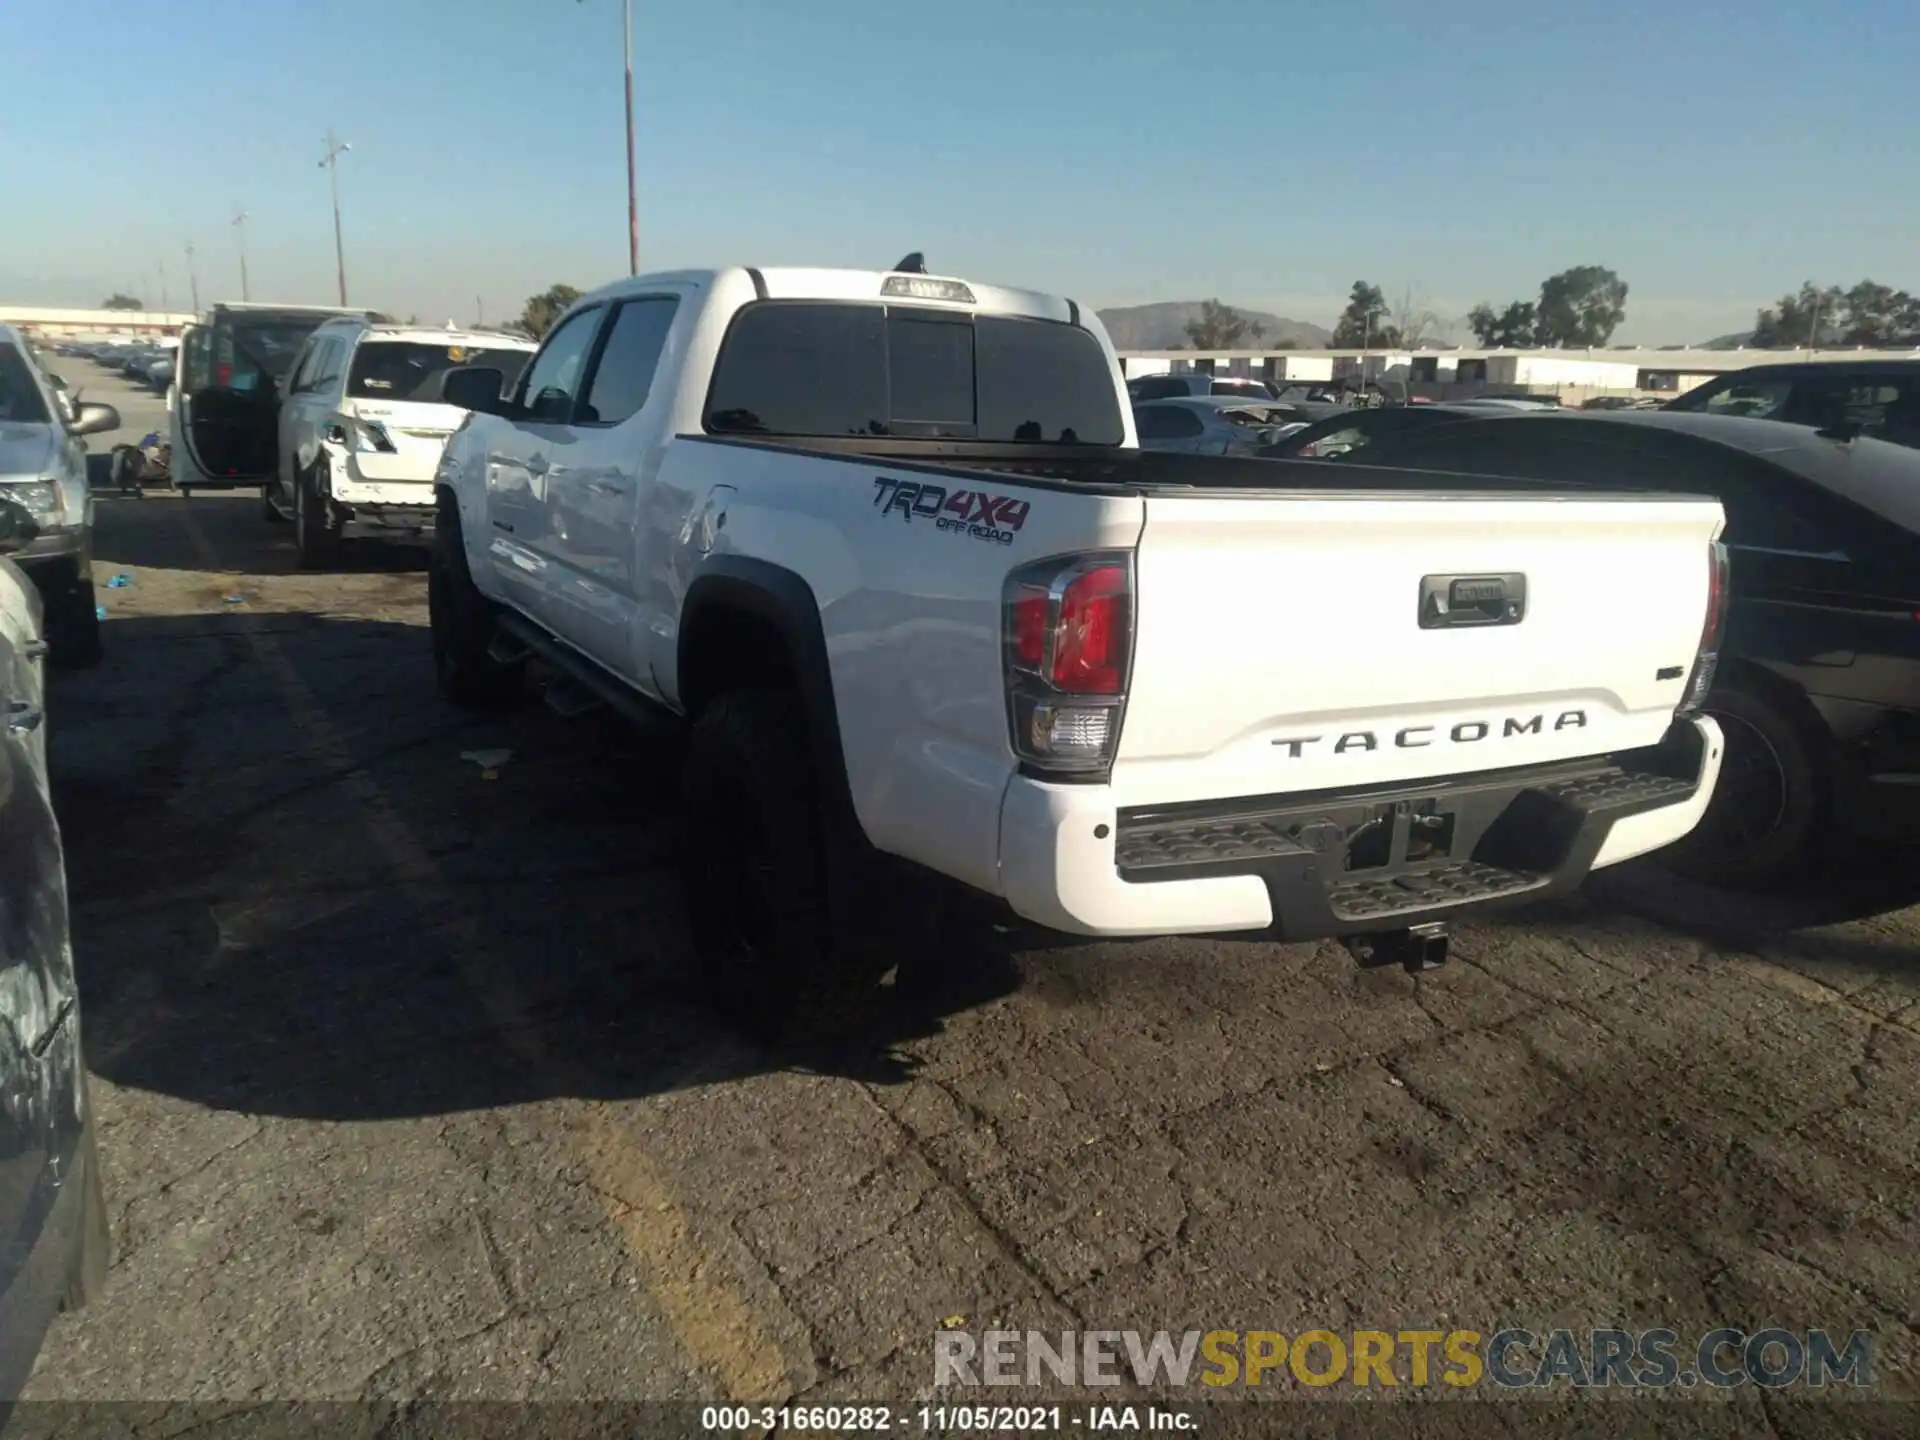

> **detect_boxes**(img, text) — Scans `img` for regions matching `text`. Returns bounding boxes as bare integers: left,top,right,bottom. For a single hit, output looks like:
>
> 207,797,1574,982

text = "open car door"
172,312,322,490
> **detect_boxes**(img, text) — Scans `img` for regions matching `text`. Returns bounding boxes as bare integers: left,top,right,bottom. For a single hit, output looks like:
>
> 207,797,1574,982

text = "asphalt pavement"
13,366,1919,1431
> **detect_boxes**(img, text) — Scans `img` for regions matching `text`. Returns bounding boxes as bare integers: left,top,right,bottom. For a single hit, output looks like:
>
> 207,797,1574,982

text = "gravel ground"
13,366,1919,1436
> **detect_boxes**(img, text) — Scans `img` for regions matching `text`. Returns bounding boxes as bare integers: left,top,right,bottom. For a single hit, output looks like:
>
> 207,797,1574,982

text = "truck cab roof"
573,267,1083,327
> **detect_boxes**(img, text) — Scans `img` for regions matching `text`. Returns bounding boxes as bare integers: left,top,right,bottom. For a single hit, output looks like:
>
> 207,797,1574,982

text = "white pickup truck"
429,263,1728,1028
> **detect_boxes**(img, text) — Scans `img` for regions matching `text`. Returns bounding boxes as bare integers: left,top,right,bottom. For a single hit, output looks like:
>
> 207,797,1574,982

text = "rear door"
542,293,683,673
178,313,330,489
275,334,334,507
167,322,209,484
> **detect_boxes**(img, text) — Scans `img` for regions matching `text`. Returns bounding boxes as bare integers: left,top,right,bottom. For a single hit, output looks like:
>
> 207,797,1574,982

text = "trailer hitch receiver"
1342,922,1450,974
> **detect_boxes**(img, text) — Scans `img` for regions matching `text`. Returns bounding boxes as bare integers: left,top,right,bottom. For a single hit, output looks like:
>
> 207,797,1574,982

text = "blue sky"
5,0,1915,343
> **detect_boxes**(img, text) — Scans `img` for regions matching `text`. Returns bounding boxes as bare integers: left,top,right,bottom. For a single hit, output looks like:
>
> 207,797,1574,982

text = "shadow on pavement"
1493,841,1920,977
47,610,1024,1125
86,488,430,577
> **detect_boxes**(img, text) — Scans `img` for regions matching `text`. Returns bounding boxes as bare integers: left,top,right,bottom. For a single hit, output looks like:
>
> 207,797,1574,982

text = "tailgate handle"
1420,572,1527,629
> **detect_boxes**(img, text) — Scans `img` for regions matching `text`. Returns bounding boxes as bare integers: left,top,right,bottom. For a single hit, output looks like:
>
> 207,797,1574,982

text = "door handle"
22,639,48,661
587,479,629,495
7,700,44,736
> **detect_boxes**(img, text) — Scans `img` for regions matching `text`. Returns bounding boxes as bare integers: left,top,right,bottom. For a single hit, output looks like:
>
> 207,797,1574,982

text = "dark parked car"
1665,358,1919,449
0,512,109,1401
1263,405,1920,887
1258,402,1499,459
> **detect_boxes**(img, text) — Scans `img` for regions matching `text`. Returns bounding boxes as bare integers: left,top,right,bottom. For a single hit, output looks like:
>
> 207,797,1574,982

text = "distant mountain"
1096,301,1332,351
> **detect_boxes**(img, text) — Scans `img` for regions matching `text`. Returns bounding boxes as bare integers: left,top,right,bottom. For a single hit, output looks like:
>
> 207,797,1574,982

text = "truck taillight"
1004,554,1133,776
1678,540,1730,715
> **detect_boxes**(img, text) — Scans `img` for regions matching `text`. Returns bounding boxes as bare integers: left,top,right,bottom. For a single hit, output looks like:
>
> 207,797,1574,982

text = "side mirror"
67,401,121,438
443,366,508,416
0,495,40,553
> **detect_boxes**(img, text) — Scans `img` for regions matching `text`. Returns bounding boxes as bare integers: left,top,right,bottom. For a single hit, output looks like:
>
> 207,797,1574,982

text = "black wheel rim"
1698,709,1789,847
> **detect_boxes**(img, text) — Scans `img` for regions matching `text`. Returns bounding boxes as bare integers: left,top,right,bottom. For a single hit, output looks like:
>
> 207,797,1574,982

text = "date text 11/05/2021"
702,1406,1191,1432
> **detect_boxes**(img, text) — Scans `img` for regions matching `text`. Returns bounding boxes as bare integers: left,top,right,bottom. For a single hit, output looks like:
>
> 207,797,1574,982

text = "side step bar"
491,612,683,737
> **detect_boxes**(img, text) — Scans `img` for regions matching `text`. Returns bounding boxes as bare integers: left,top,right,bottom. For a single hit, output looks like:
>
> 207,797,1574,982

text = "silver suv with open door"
168,304,385,492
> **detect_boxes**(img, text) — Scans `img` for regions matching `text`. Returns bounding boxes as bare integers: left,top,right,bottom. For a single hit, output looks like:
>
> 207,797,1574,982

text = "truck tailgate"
1118,490,1724,802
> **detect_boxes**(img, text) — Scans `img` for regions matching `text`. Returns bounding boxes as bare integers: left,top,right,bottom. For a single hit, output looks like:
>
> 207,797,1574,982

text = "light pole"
321,131,351,305
232,208,251,302
578,0,640,275
186,242,201,312
623,0,638,275
158,258,170,313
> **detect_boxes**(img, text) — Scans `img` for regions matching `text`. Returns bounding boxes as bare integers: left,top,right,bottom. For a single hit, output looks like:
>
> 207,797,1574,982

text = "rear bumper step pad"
1113,728,1703,939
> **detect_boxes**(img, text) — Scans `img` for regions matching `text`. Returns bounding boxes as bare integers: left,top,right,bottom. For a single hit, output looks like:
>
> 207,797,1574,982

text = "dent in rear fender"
690,450,1146,897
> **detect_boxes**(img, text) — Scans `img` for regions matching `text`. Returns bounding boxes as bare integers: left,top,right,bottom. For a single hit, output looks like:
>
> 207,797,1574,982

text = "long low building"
1117,344,1920,401
2,304,198,338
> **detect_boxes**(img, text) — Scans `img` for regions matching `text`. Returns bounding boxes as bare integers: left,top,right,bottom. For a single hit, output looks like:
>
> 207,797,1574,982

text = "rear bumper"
336,502,435,540
998,716,1724,939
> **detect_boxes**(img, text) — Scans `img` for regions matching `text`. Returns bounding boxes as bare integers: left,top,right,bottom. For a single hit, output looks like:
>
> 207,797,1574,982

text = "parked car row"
0,325,120,666
0,365,110,1400
158,304,536,566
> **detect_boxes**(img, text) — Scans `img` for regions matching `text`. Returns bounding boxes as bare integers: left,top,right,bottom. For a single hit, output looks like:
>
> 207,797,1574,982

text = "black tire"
294,462,343,570
1666,679,1828,890
45,580,104,670
261,477,289,523
680,688,860,1039
428,502,524,708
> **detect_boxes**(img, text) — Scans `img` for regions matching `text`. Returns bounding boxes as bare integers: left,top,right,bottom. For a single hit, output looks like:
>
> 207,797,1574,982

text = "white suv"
271,320,536,568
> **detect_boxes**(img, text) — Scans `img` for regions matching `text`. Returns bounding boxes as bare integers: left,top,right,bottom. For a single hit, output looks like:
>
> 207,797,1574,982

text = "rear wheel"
294,462,343,570
681,688,872,1040
428,502,524,708
1667,679,1827,890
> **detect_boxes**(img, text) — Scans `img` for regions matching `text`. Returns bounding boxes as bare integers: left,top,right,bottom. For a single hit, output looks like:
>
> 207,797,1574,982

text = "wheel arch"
679,557,861,840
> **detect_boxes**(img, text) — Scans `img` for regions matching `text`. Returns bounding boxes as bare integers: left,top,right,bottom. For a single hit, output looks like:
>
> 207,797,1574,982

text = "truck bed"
687,432,1714,500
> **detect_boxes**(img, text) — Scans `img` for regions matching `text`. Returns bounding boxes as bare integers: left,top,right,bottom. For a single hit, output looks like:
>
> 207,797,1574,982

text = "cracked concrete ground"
15,371,1920,1434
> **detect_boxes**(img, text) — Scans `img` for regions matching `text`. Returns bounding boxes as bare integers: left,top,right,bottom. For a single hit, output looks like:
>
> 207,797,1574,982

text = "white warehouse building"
1115,344,1917,404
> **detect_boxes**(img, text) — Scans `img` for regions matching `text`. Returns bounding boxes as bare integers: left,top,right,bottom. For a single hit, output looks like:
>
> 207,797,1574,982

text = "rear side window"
1135,405,1203,440
1128,375,1187,402
1673,374,1794,419
578,298,679,425
349,342,534,404
1212,380,1274,399
704,303,1125,444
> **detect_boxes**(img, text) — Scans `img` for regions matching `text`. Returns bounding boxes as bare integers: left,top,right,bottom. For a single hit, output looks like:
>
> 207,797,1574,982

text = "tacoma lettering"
1272,711,1589,757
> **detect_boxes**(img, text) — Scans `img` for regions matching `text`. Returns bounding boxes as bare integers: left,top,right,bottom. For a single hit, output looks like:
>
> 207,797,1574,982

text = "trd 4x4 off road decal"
872,477,1030,546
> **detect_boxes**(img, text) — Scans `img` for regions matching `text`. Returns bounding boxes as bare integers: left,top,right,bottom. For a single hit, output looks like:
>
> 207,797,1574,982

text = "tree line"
1748,280,1920,347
